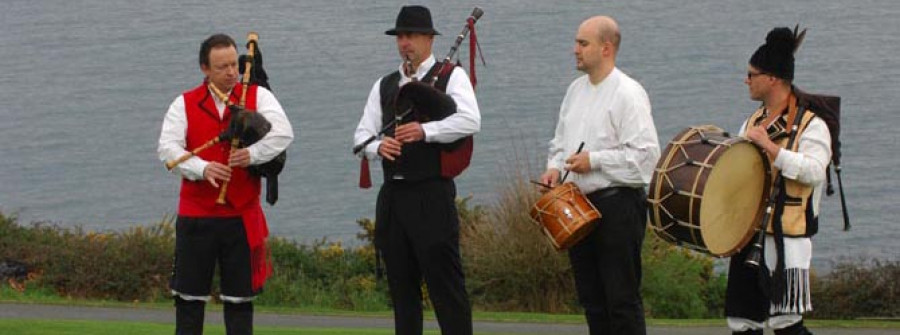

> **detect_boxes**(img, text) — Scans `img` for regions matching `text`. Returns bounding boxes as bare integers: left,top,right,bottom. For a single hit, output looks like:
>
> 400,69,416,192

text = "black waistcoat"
379,64,453,182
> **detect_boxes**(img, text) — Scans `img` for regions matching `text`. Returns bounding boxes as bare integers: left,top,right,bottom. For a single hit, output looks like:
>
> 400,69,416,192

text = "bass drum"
648,125,771,256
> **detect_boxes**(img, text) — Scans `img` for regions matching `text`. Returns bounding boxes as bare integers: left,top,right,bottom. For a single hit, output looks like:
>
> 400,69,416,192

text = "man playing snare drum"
539,16,660,335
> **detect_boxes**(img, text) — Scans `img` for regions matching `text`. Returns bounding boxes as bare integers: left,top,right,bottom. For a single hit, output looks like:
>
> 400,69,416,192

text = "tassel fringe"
770,268,813,315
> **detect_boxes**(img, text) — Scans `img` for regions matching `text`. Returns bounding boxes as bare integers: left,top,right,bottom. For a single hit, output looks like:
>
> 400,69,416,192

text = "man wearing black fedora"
353,5,480,335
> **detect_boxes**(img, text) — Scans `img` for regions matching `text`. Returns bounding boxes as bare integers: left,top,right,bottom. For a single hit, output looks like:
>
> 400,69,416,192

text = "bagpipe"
354,7,485,188
164,32,285,205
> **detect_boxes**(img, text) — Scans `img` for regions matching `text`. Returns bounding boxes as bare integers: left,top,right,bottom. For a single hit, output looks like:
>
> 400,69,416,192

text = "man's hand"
378,137,403,161
746,125,780,159
539,168,561,192
203,162,232,188
229,148,251,168
394,122,425,143
564,151,592,174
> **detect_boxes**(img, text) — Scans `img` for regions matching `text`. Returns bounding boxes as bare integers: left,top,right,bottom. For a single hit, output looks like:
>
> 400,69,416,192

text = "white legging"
727,314,802,332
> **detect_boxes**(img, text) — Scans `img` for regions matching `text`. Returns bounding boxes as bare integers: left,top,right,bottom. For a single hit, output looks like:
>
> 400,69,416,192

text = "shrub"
255,220,389,311
0,212,173,301
5,204,896,319
641,233,726,318
459,180,578,313
809,260,900,318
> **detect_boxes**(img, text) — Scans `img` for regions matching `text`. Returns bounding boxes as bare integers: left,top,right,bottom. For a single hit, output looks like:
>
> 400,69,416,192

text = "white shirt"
354,55,481,160
728,111,831,323
157,85,294,181
739,114,831,216
547,68,660,194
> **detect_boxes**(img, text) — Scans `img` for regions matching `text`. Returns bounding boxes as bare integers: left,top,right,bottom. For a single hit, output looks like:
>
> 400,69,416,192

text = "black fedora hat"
385,5,441,36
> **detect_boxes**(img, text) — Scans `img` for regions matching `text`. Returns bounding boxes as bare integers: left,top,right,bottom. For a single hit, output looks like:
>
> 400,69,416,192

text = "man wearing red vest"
157,34,293,335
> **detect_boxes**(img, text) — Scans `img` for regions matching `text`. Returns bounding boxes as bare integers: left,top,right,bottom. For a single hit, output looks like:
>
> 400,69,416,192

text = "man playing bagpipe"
353,5,481,335
157,33,293,335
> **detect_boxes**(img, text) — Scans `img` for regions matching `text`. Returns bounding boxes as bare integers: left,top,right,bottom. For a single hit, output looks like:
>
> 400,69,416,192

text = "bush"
256,226,390,311
0,212,173,301
641,234,726,318
809,260,900,319
459,180,578,313
4,203,896,319
0,211,388,309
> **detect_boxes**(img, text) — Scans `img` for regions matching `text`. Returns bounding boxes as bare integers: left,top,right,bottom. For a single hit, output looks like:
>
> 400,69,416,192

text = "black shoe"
774,321,812,335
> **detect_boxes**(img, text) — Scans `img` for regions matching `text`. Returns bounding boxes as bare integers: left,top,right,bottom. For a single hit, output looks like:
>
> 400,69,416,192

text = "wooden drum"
648,125,771,256
530,182,602,250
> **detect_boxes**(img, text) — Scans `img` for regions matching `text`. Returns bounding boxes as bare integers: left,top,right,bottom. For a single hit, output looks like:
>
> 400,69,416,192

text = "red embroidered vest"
178,82,260,216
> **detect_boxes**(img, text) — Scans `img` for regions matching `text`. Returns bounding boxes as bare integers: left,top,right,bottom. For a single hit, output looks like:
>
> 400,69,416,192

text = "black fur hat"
750,26,807,80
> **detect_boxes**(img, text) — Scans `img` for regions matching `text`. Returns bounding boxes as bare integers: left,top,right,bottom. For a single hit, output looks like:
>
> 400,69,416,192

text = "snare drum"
530,182,602,250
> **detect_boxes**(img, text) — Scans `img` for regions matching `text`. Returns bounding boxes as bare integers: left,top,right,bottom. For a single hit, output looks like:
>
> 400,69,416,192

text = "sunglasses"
747,71,769,80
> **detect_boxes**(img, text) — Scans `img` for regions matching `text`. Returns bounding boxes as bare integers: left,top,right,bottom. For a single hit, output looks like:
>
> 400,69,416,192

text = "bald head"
581,16,620,52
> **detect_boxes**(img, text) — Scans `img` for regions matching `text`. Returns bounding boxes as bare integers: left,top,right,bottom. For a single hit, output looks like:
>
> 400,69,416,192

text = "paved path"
0,303,895,334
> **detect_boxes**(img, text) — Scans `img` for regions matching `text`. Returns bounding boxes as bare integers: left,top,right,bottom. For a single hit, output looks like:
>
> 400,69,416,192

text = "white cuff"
171,290,211,302
220,294,257,303
589,151,604,171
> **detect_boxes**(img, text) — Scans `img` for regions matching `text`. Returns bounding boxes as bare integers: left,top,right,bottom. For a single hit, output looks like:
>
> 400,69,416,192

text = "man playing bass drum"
353,5,480,335
725,26,833,335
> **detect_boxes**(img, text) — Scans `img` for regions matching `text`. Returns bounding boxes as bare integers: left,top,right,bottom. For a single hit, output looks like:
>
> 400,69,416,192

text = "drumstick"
530,180,552,189
560,142,585,183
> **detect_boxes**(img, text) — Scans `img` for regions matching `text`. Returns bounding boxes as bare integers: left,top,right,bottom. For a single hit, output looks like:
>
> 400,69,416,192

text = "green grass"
3,287,897,330
646,318,900,328
0,319,520,335
3,286,897,330
0,317,896,335
0,285,171,310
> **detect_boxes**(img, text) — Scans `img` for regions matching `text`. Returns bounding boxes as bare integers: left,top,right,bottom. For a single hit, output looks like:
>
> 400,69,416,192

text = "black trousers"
568,187,647,335
376,179,472,335
725,243,812,335
171,216,255,335
725,243,770,323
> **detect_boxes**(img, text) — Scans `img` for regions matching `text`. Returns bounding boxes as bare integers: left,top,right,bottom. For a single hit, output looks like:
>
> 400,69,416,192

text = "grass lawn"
1,318,897,335
0,319,520,335
2,286,897,331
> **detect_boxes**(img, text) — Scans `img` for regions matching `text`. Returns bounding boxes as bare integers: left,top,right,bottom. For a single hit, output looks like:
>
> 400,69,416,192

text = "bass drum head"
699,141,768,256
